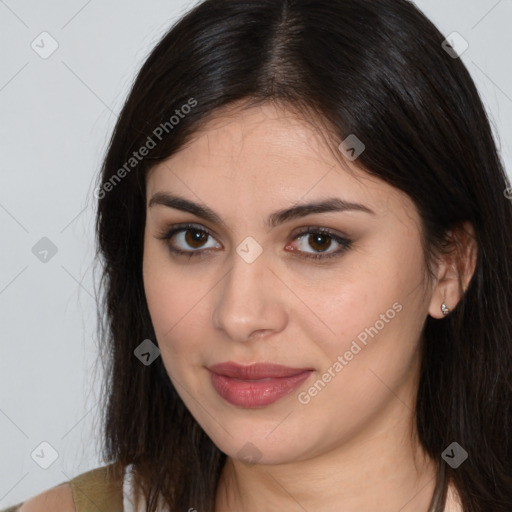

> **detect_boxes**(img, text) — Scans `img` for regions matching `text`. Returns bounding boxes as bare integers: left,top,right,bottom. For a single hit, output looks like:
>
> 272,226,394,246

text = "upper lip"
208,362,313,380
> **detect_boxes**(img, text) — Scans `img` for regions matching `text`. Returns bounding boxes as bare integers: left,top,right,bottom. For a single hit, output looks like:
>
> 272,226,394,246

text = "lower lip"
209,370,313,408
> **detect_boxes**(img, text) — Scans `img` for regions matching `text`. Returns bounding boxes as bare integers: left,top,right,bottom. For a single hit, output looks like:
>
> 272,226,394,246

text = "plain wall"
1,0,511,507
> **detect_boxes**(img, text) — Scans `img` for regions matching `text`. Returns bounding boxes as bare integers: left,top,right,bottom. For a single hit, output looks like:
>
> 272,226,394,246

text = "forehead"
146,103,414,220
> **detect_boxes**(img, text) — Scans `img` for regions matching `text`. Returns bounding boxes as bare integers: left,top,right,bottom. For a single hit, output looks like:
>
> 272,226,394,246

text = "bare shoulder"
17,483,76,512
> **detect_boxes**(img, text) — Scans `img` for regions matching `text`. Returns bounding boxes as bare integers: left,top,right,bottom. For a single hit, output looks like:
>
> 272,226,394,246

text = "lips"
208,362,313,379
208,362,314,408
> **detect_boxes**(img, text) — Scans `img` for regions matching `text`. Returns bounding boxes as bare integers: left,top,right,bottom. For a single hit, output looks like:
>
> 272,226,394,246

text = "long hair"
94,1,512,510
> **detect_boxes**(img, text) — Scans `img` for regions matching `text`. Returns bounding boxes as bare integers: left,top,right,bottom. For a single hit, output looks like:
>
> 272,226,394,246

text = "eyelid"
156,222,222,254
156,222,353,261
286,226,352,260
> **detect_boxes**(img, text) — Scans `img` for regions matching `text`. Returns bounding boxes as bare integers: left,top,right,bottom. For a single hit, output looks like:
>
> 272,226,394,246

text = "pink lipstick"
208,362,314,408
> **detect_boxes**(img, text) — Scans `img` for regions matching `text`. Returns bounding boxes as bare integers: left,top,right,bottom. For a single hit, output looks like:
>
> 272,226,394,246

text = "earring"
441,303,450,316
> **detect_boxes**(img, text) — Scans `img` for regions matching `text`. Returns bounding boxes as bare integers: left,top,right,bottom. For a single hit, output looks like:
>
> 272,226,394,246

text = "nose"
211,247,288,343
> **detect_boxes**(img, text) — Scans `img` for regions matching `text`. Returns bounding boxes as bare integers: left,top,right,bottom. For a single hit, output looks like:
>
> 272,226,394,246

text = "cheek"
142,243,211,366
300,258,396,354
305,249,425,391
143,245,176,335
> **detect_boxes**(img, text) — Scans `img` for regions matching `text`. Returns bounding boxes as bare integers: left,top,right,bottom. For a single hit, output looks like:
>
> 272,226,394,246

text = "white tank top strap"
122,464,138,512
123,464,170,511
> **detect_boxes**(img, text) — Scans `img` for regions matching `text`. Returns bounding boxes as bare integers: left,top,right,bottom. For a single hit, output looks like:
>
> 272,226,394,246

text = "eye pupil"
309,233,331,252
185,229,208,248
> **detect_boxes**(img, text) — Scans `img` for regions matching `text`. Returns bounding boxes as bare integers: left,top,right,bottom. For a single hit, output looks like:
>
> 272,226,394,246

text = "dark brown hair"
94,0,512,510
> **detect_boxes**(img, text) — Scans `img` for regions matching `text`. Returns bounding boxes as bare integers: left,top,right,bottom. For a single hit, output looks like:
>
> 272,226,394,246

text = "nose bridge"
212,242,286,341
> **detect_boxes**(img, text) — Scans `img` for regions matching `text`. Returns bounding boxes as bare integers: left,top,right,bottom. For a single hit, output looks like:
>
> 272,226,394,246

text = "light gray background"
1,0,511,507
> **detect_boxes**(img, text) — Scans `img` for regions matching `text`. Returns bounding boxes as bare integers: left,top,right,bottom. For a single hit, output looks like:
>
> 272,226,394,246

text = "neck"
214,406,438,512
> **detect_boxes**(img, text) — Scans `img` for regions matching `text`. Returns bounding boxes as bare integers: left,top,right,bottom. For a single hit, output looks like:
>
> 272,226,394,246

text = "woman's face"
142,102,435,465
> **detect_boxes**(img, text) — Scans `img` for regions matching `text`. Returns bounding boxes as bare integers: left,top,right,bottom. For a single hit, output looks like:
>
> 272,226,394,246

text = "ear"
428,221,478,319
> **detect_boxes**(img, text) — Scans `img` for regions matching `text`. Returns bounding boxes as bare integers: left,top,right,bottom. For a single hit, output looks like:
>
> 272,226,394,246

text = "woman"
4,0,512,510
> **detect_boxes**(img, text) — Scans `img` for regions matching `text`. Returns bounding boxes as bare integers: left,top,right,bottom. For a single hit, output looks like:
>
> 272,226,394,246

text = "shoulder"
17,483,75,512
4,464,124,512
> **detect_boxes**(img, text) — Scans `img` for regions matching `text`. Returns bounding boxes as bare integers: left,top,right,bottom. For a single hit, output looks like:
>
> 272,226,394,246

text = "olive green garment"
0,465,123,512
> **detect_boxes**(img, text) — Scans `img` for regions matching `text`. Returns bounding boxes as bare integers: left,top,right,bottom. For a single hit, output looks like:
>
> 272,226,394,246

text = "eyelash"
156,223,353,262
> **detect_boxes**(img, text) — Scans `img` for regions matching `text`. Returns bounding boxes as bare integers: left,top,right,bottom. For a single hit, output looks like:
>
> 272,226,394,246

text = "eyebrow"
148,192,376,229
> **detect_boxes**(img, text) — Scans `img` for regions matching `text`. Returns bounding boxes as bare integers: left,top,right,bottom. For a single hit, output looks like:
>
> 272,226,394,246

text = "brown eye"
288,227,353,261
184,229,210,249
307,233,332,252
158,224,352,262
157,223,222,256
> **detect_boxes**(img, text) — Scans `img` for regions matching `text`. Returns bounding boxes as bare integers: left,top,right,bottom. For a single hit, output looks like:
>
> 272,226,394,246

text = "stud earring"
441,303,450,316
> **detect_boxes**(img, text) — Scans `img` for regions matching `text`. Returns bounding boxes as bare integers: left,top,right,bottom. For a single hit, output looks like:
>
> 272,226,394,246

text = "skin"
142,102,476,512
18,483,75,512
